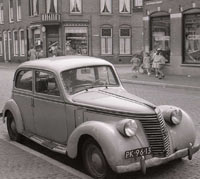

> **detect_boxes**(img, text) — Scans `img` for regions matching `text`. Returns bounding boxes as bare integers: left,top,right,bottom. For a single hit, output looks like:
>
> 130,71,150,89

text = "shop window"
70,0,82,14
184,13,200,64
151,16,170,62
19,29,25,56
100,0,112,14
17,0,22,21
119,0,130,14
0,32,2,56
119,28,131,55
65,26,88,55
13,30,18,56
29,0,39,16
33,28,41,46
46,0,57,13
9,0,14,22
0,3,4,24
101,27,112,55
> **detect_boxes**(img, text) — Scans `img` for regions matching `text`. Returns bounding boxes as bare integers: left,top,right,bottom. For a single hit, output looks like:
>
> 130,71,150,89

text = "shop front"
150,15,170,62
184,13,200,64
64,25,88,56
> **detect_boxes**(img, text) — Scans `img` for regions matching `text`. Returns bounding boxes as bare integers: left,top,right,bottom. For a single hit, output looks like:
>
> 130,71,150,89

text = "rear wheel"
7,112,21,142
82,138,116,179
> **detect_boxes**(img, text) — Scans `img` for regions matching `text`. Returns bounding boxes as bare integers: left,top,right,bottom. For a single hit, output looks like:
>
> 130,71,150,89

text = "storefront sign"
145,0,162,5
155,36,170,41
187,35,200,40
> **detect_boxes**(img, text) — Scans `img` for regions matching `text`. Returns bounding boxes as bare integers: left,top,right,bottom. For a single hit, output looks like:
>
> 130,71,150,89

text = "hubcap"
10,120,17,134
91,152,104,173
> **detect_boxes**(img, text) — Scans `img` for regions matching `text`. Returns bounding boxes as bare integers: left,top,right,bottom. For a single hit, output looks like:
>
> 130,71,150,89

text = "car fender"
159,105,196,150
3,99,24,133
66,120,142,171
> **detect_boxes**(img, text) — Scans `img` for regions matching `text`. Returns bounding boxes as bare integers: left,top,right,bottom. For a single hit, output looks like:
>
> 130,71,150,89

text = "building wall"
0,0,144,64
144,0,200,76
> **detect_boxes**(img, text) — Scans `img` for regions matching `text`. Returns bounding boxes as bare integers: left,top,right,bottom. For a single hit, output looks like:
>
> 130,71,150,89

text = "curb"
121,79,200,91
3,138,92,179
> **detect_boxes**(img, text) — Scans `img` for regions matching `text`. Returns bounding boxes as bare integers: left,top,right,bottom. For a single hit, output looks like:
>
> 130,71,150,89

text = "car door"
14,69,35,133
33,70,68,144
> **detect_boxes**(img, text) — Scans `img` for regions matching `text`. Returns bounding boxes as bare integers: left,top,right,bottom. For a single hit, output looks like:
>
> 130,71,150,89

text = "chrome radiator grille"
139,113,170,157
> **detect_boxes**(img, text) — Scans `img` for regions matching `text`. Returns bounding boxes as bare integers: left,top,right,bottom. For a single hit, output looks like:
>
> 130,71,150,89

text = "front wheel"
82,138,116,179
7,112,21,142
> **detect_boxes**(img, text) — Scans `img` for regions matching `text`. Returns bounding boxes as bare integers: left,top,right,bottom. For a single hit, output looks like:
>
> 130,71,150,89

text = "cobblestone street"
0,65,200,179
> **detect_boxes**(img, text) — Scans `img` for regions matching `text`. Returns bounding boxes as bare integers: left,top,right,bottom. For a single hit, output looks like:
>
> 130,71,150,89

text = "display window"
151,16,170,62
184,13,200,64
65,26,88,55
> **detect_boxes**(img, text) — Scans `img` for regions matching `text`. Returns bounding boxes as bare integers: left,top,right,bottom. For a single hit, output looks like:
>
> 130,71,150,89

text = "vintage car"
2,56,200,179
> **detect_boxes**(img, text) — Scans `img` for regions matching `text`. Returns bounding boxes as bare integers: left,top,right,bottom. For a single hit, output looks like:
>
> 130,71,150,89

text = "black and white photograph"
0,0,200,179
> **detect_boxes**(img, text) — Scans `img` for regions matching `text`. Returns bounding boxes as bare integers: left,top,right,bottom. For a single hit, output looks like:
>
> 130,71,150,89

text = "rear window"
15,70,33,91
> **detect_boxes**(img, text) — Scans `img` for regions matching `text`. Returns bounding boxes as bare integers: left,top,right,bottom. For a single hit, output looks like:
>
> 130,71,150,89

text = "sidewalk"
114,64,200,90
0,138,91,179
0,118,91,179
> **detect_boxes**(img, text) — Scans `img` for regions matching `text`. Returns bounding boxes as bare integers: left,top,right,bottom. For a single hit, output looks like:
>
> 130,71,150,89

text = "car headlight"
117,119,138,137
171,109,182,125
160,107,182,126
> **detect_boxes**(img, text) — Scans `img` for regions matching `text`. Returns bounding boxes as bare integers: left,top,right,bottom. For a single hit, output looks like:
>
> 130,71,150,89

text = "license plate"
125,147,152,159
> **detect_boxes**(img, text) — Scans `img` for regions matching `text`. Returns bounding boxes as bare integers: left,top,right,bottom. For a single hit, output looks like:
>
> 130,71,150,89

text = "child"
152,50,166,79
130,54,141,78
143,52,151,76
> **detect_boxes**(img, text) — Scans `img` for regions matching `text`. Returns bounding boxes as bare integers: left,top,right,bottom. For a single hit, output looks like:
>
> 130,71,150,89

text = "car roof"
18,56,113,73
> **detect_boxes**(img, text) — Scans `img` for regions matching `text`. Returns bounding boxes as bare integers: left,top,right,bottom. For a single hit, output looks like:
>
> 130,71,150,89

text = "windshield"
61,65,119,94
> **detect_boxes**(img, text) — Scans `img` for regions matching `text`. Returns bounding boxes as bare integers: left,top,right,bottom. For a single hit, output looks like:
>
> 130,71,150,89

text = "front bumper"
116,143,200,174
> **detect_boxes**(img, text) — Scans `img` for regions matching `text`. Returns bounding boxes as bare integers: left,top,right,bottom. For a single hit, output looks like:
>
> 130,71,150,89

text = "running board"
22,132,67,155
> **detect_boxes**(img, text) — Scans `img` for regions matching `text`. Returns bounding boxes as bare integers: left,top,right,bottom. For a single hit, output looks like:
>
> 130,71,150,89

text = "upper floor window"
134,0,143,7
9,0,14,22
101,27,112,55
29,0,39,16
46,0,57,13
119,0,130,14
100,0,112,14
0,3,4,24
17,0,22,21
119,27,131,55
13,30,19,56
70,0,82,14
19,29,25,56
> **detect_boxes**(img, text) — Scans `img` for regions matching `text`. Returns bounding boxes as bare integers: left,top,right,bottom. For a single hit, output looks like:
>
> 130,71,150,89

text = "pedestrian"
28,46,37,60
36,46,44,59
52,45,58,57
130,54,141,78
142,52,151,76
152,49,166,79
56,45,63,56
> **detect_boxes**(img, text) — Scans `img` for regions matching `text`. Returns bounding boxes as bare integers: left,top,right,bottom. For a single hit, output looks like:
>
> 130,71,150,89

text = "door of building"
3,31,7,62
46,26,59,57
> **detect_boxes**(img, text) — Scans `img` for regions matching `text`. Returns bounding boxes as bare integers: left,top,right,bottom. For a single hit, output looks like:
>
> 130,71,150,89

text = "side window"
35,70,60,96
15,70,33,91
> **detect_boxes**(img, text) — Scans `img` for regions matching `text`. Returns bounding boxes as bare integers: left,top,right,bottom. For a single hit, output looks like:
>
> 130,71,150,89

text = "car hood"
72,88,156,114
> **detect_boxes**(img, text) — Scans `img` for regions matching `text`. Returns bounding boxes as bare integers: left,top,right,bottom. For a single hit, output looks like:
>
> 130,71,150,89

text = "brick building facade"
143,0,200,75
0,0,144,64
